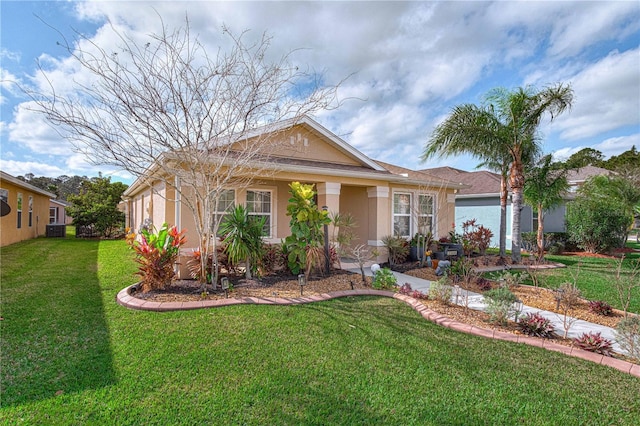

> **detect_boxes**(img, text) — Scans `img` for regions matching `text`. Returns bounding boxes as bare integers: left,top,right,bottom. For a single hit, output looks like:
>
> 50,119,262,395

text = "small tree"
284,182,331,276
524,155,569,261
612,255,640,318
132,223,186,292
66,175,128,237
24,18,341,285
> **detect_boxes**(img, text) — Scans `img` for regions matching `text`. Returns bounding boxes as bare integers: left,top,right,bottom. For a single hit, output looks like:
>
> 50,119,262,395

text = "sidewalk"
342,261,625,355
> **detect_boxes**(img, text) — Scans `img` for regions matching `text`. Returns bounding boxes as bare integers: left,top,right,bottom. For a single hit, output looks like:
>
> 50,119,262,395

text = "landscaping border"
116,285,639,378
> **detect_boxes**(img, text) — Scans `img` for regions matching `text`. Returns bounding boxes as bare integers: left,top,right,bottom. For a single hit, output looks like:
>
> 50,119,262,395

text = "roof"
377,162,468,190
420,167,504,195
566,165,611,184
0,171,57,198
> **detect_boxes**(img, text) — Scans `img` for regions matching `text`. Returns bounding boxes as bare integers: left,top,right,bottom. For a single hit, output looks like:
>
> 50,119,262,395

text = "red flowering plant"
132,222,186,292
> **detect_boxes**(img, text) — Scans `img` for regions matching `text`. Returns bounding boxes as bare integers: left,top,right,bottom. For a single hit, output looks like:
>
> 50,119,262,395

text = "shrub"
381,235,409,266
133,223,186,292
496,270,525,290
475,277,493,291
484,286,518,325
573,332,614,357
429,277,453,304
588,300,613,317
461,219,493,256
566,197,630,253
372,268,397,290
616,316,640,362
398,283,413,295
260,243,283,274
518,312,556,338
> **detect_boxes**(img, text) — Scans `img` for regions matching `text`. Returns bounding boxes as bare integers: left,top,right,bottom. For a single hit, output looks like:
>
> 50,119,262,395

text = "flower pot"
432,259,439,270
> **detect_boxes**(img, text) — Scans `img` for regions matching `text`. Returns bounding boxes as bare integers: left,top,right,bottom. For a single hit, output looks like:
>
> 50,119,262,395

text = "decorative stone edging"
116,285,639,378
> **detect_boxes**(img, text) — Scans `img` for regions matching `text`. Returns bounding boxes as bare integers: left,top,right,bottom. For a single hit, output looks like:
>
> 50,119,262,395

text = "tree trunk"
510,161,525,264
499,174,508,258
536,203,545,262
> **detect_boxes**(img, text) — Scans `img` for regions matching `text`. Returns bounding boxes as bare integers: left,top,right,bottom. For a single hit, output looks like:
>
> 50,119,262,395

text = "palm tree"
423,84,573,263
524,154,570,261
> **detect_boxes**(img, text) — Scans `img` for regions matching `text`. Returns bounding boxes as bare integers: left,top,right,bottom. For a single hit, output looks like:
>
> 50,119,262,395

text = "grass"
1,236,639,424
532,241,640,314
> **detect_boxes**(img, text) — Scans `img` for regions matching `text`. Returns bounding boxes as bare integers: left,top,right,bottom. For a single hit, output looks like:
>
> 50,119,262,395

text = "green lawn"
1,236,639,425
537,241,640,314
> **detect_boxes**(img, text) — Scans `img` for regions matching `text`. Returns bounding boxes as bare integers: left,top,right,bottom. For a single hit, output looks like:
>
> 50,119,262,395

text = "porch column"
316,182,341,213
367,186,390,251
316,182,341,238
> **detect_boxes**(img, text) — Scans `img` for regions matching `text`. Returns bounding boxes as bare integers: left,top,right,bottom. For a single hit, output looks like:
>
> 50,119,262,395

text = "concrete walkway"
343,261,625,355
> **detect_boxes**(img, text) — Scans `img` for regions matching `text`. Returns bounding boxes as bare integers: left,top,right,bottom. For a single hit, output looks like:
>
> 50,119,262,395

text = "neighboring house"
0,171,56,247
49,199,73,225
422,165,612,249
121,116,465,277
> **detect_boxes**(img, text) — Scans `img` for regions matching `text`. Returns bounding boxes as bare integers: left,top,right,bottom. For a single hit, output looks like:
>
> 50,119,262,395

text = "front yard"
1,236,639,424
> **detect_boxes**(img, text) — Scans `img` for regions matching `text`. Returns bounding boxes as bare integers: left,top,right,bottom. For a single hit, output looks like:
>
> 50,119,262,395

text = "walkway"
343,261,625,354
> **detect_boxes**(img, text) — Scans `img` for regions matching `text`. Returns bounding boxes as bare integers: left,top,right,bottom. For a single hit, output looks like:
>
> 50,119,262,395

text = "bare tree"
612,255,640,318
23,17,342,285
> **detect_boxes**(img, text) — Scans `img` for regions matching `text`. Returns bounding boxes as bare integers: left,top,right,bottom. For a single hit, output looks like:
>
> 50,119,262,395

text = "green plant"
588,300,613,316
283,182,331,275
187,245,232,283
260,243,283,274
372,267,397,290
496,270,525,290
461,219,494,256
133,222,186,292
518,312,556,338
219,205,267,279
566,197,630,253
381,235,409,267
429,276,453,304
573,332,614,357
615,316,640,362
484,286,518,325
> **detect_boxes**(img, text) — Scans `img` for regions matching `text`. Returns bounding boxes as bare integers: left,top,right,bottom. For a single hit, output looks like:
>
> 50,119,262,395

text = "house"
422,165,612,248
121,116,466,277
49,199,73,225
0,171,56,247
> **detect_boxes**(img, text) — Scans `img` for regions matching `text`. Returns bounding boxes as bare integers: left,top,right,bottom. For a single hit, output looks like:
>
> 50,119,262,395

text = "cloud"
551,48,640,140
552,133,640,162
7,102,74,155
0,159,66,178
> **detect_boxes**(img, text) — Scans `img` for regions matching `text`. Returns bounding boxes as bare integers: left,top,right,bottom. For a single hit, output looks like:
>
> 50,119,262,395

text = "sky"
1,0,639,185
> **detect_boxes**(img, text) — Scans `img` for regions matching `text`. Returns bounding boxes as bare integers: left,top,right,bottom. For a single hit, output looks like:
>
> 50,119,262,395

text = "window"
393,193,411,237
17,193,22,229
393,191,436,238
28,196,33,227
246,190,272,237
50,207,58,224
417,194,434,235
212,189,235,234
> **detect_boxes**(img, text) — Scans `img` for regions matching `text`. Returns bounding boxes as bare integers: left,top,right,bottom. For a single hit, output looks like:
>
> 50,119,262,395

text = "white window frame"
17,192,23,229
392,190,437,239
392,192,412,238
417,194,435,235
28,196,33,227
50,207,58,224
212,189,236,235
246,189,273,238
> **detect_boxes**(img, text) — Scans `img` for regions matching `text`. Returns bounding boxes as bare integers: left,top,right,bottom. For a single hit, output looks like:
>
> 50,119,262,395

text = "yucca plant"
133,222,186,292
219,205,266,279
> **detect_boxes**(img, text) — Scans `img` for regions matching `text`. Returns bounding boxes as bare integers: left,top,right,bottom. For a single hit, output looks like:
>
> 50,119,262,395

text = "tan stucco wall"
0,180,52,247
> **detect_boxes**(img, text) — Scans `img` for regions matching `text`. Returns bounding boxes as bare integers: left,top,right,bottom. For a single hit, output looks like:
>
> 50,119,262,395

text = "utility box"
46,224,66,238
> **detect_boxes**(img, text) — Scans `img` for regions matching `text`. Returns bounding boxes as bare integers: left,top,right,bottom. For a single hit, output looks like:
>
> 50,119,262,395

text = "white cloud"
552,133,640,162
0,159,66,178
552,48,640,140
7,102,74,155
